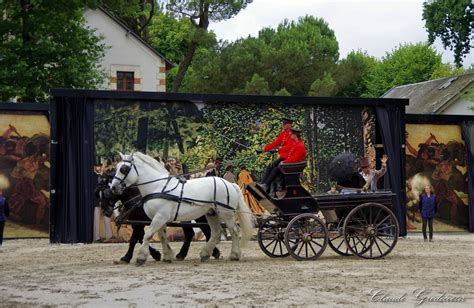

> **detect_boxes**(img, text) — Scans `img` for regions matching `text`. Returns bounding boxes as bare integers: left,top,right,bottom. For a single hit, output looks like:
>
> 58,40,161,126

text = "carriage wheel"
257,217,290,258
343,203,399,259
327,218,352,256
284,213,328,261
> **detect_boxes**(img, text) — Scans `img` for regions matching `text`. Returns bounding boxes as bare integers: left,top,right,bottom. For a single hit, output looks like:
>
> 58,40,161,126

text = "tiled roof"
383,73,473,114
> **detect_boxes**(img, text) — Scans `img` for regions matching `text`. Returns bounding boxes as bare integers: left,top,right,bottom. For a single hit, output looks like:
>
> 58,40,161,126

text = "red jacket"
264,128,293,159
282,139,306,164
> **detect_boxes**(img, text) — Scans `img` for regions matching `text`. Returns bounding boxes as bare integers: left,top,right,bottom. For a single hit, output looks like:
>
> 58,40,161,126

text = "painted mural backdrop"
93,100,378,239
0,112,50,238
405,124,469,231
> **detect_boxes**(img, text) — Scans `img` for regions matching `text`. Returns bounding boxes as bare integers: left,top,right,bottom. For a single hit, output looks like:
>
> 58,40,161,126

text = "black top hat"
282,118,294,124
290,128,302,134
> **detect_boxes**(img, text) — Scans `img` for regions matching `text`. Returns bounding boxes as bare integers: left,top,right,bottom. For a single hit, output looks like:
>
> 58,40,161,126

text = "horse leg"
176,224,194,260
158,228,173,263
196,215,220,259
223,213,241,261
199,214,222,262
149,244,162,261
120,225,141,263
136,214,167,266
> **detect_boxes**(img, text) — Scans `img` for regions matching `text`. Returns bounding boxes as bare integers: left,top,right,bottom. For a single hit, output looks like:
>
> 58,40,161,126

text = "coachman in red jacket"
258,118,294,183
259,128,307,191
260,118,294,160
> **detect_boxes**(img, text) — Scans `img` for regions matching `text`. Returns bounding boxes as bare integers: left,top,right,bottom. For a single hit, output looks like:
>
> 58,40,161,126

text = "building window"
117,71,134,91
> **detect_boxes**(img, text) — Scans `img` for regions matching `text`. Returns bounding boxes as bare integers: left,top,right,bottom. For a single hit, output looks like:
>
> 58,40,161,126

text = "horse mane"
132,152,170,175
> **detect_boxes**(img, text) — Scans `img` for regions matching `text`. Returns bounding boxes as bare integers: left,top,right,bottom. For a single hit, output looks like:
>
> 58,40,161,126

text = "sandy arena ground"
0,234,473,307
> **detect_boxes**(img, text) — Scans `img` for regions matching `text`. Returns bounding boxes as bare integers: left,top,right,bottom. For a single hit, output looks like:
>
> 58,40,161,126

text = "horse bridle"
113,157,172,188
113,158,139,188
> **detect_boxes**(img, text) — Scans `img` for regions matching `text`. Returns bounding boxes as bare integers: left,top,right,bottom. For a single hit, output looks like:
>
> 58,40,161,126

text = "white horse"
110,152,254,265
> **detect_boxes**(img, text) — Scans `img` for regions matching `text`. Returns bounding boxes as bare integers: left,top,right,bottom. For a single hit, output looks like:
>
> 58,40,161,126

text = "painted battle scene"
405,124,469,231
93,99,383,240
0,112,50,237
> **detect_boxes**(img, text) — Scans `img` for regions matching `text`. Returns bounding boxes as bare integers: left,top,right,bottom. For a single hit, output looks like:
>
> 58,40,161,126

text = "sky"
209,0,473,68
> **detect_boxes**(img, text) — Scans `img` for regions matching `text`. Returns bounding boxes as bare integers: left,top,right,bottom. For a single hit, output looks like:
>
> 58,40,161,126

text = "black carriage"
247,161,399,261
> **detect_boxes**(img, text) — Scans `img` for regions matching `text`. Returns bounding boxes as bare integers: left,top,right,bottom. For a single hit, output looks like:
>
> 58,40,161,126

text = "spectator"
359,155,388,191
419,185,437,242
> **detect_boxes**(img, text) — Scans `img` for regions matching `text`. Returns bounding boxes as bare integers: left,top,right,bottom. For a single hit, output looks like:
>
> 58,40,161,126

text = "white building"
383,73,474,115
84,7,174,92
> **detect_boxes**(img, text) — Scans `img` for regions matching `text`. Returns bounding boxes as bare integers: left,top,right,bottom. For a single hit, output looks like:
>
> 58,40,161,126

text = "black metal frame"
49,88,408,243
0,102,49,112
50,88,408,107
405,113,474,124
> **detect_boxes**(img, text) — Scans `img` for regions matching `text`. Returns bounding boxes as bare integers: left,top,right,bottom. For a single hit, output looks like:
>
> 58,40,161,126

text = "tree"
422,0,474,67
148,11,196,64
241,73,271,95
274,88,291,96
364,43,443,97
184,15,340,96
308,73,337,96
164,0,252,92
148,10,218,91
332,50,377,97
430,63,465,79
102,0,158,40
0,0,106,102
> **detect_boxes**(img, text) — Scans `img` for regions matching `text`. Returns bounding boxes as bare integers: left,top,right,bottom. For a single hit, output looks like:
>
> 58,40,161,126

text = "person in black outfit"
0,189,10,250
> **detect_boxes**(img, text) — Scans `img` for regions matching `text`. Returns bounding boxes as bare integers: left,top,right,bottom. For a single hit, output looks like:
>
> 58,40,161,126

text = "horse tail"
232,183,255,246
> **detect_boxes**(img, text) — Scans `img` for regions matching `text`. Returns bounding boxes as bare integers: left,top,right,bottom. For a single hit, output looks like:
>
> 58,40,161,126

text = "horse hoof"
212,250,221,259
175,254,185,261
119,257,131,264
113,259,129,265
200,256,210,262
136,259,146,266
151,253,162,262
229,255,240,261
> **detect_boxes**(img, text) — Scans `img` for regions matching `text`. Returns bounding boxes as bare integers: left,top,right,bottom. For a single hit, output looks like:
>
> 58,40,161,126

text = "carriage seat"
279,161,307,175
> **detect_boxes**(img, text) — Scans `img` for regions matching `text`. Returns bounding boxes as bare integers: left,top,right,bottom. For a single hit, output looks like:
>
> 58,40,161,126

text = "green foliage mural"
94,100,371,193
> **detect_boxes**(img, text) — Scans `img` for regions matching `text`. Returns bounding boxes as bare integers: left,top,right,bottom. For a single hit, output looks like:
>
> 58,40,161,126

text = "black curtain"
461,121,474,232
50,96,95,243
375,105,407,236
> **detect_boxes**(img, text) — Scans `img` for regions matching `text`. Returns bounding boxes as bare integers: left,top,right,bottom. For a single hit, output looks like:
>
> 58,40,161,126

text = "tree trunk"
20,0,31,44
20,0,31,102
171,34,199,92
172,2,210,92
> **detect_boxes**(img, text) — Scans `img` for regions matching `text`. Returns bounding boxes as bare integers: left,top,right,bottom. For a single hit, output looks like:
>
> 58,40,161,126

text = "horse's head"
110,153,139,195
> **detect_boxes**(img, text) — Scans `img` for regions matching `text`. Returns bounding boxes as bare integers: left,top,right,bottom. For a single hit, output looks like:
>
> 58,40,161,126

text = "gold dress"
237,169,266,215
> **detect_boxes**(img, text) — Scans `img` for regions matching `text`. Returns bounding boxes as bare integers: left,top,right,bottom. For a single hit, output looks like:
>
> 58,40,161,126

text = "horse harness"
115,157,235,221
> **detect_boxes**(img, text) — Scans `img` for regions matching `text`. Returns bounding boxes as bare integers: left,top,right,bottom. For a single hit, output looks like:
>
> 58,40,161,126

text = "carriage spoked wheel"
343,202,399,259
327,218,352,256
257,217,290,258
284,213,328,261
